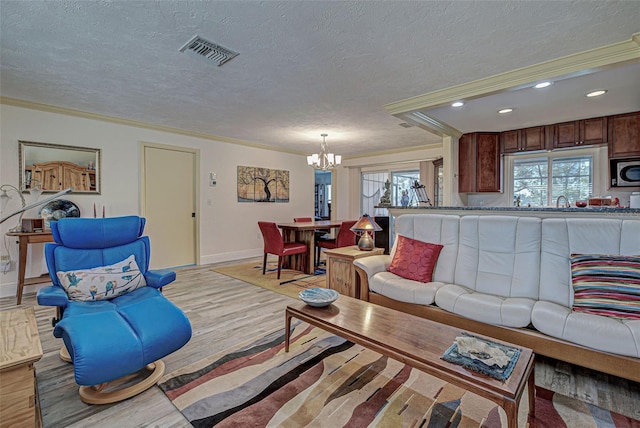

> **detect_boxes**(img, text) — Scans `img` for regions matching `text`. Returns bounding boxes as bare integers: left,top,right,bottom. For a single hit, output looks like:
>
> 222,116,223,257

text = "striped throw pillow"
571,254,640,320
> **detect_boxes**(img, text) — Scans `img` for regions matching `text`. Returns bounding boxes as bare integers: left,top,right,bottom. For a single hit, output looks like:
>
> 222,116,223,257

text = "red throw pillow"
388,236,444,283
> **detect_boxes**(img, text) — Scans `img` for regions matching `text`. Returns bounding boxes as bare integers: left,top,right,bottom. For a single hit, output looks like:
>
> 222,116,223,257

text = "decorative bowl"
299,288,339,307
575,200,588,208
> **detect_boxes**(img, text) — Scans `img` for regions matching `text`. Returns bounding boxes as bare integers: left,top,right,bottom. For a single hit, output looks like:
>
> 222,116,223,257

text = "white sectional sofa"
354,214,640,382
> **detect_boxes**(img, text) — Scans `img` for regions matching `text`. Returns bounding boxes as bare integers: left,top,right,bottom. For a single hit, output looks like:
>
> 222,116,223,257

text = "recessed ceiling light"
498,108,513,114
586,90,607,97
451,101,464,107
534,81,552,89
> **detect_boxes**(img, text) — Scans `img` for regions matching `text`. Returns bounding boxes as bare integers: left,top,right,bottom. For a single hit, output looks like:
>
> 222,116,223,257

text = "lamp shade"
350,214,382,251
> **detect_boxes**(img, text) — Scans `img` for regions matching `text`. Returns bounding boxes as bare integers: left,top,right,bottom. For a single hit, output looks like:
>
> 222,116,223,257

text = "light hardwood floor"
1,259,639,427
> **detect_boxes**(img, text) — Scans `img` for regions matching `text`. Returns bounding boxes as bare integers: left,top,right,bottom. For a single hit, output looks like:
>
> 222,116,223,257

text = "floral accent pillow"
388,235,444,283
57,255,146,301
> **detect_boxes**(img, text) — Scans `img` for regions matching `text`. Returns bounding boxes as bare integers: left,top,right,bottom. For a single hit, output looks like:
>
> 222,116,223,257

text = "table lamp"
350,214,382,251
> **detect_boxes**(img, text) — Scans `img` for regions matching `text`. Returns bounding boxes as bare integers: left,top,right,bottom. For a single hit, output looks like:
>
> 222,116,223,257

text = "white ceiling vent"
179,35,239,67
398,122,414,128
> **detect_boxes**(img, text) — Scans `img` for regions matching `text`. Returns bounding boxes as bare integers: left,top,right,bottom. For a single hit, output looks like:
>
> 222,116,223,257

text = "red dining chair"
258,221,308,279
294,217,313,222
316,220,357,266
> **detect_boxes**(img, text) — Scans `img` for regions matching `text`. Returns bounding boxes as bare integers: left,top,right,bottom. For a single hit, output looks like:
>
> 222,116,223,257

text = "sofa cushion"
369,271,444,305
435,284,535,328
454,216,541,299
388,236,443,283
570,254,640,320
532,300,640,358
57,255,146,301
539,218,640,307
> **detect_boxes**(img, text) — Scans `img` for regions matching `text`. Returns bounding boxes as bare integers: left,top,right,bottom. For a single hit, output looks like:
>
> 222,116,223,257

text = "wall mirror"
19,140,101,194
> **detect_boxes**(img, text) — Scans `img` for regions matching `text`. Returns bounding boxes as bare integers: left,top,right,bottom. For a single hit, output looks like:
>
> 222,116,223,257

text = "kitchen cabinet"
500,130,520,154
500,126,547,153
608,111,640,158
553,117,607,148
459,132,501,193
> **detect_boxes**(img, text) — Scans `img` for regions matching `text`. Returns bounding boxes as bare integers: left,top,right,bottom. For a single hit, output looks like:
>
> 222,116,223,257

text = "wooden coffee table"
285,296,535,428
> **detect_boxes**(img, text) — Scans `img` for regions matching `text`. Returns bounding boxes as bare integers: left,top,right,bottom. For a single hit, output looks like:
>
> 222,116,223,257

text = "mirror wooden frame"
19,140,101,194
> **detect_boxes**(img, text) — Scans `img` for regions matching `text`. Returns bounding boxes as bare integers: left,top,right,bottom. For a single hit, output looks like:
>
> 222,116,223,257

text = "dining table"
276,219,347,275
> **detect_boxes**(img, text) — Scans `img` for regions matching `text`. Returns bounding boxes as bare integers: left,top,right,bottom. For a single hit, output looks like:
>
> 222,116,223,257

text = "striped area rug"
159,323,640,427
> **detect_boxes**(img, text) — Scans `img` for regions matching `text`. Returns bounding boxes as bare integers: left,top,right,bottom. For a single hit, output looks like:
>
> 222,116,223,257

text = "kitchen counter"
386,206,640,219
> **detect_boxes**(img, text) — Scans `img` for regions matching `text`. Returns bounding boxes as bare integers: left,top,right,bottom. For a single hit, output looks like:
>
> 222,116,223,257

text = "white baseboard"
199,248,263,265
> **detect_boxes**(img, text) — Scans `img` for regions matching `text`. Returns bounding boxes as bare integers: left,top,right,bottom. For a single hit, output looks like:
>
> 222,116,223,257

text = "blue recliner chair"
37,216,192,404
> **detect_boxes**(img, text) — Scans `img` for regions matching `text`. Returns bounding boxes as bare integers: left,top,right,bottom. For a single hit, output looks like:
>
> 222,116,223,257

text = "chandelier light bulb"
307,134,341,171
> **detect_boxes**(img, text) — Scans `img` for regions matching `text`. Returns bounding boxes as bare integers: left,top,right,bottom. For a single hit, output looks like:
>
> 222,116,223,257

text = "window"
513,155,592,206
391,170,420,206
361,169,420,214
362,171,387,215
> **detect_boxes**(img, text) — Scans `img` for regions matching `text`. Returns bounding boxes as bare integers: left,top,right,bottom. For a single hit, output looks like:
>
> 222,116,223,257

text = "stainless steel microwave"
611,157,640,187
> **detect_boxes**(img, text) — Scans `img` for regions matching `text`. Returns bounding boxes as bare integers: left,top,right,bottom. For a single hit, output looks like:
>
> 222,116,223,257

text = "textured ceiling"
1,1,639,157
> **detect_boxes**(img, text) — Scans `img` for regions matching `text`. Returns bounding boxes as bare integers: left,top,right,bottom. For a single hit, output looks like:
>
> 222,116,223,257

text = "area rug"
158,323,640,427
212,261,327,299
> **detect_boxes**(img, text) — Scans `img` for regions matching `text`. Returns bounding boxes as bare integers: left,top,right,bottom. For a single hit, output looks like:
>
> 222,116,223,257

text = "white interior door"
142,144,198,269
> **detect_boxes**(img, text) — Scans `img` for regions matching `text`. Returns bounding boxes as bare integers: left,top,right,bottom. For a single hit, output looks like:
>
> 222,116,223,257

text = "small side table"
0,307,43,427
6,231,54,305
324,245,384,299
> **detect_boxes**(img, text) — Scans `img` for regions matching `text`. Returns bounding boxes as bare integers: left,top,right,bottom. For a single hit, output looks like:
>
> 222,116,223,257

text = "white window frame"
504,146,605,207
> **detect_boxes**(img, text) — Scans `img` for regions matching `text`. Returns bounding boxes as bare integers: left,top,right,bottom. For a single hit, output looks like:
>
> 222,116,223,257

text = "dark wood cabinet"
458,134,476,193
554,121,579,148
553,117,607,148
522,126,547,151
608,112,640,158
500,130,520,154
501,126,547,153
582,117,608,145
459,132,501,193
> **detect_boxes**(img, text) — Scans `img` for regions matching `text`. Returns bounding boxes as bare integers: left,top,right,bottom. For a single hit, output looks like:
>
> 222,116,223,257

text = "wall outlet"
0,258,11,271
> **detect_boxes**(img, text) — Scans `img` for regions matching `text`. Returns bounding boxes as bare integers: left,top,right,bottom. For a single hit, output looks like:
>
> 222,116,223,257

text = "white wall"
0,104,315,297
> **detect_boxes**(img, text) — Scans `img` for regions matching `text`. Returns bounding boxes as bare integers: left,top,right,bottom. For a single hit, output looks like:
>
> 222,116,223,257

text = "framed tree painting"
237,166,289,202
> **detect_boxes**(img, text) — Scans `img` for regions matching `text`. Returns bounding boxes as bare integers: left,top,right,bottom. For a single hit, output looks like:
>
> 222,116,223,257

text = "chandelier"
307,133,341,170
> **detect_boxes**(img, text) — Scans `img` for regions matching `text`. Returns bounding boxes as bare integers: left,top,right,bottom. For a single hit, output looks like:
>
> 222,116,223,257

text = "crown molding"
345,142,442,161
0,97,304,156
384,32,640,116
397,112,463,139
